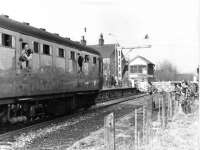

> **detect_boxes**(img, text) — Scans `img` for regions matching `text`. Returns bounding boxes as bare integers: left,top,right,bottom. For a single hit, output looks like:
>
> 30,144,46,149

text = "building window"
33,42,39,53
138,65,146,73
70,51,75,60
2,33,12,47
130,65,137,73
43,44,50,55
93,57,96,64
58,48,65,58
138,66,143,73
85,55,89,62
148,64,154,75
130,65,146,73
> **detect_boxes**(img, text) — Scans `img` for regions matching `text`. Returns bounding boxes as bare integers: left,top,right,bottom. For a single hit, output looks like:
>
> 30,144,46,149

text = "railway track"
0,92,147,142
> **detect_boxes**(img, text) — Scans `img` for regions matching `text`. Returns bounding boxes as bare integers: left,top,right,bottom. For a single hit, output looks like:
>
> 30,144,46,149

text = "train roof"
0,15,100,55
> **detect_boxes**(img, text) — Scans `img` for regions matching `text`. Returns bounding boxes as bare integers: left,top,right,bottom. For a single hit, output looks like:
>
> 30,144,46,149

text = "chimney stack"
81,36,86,46
99,33,104,46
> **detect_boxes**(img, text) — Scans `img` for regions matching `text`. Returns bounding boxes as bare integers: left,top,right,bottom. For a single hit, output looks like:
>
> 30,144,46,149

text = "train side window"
2,33,12,48
70,51,75,60
22,42,28,49
33,42,39,53
85,55,89,62
58,48,65,58
43,44,50,55
93,57,96,64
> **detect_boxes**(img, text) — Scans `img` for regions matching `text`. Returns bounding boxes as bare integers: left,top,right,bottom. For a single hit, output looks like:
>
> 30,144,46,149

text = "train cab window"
85,55,89,62
70,51,75,60
33,42,39,53
93,57,96,64
58,48,65,58
43,44,50,55
2,33,12,47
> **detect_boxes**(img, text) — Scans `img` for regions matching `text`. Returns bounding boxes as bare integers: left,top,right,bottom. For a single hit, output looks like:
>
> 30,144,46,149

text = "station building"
90,34,127,87
128,55,155,87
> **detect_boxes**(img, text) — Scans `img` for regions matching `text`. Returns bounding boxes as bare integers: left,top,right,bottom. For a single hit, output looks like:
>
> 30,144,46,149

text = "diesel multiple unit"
0,15,103,124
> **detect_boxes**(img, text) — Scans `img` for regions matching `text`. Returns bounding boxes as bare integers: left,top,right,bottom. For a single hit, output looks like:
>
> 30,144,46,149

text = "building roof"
0,15,100,55
129,55,154,65
89,44,115,58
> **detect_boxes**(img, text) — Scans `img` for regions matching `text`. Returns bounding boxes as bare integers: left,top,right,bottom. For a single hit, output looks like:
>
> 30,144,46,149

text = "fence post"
158,94,161,123
173,92,176,116
162,92,166,128
146,95,153,146
104,112,115,150
167,93,169,119
135,108,138,150
170,93,173,119
138,131,140,148
143,105,146,145
170,92,175,117
167,92,171,121
174,92,179,114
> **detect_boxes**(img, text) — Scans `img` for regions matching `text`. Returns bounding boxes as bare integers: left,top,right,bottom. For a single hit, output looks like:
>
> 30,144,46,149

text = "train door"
0,32,16,97
0,33,16,71
31,41,40,71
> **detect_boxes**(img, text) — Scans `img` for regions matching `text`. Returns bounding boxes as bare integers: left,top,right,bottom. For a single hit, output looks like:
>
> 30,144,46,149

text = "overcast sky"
0,0,199,73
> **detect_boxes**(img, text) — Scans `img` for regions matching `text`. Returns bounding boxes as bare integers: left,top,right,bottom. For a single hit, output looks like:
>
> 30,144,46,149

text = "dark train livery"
0,15,103,124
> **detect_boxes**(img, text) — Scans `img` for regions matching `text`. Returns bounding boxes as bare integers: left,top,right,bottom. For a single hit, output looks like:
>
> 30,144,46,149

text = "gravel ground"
0,95,152,150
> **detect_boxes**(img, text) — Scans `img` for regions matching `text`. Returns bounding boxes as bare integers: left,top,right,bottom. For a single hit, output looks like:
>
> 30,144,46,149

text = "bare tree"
154,60,178,81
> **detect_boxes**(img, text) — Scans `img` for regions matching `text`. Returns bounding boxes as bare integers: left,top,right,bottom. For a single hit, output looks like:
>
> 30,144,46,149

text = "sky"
0,0,199,73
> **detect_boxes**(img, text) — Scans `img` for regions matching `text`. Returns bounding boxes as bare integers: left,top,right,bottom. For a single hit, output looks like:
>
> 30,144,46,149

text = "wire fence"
104,91,197,150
